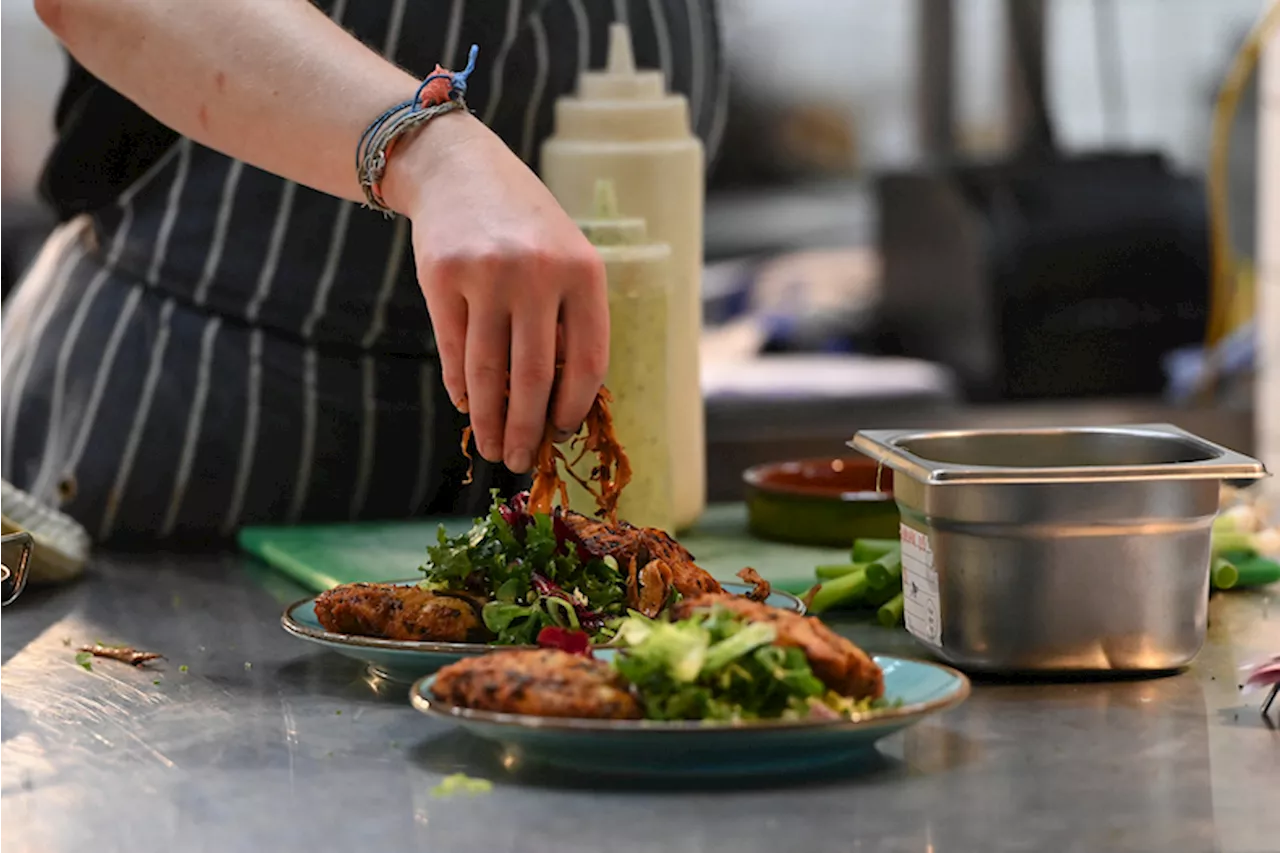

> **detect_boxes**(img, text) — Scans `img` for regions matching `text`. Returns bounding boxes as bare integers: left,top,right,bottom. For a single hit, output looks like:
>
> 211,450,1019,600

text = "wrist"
379,109,479,217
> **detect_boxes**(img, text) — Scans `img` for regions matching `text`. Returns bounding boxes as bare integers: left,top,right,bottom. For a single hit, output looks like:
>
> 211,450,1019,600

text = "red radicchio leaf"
531,572,606,632
551,507,592,563
536,626,593,657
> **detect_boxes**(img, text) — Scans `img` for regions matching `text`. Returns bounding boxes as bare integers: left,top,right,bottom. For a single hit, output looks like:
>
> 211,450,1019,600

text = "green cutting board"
238,504,846,596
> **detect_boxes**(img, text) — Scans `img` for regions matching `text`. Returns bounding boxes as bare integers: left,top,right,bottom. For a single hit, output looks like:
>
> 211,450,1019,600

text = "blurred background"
3,0,1277,501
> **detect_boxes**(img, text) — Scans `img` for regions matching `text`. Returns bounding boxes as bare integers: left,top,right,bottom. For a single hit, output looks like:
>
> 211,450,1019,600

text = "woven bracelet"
356,44,479,216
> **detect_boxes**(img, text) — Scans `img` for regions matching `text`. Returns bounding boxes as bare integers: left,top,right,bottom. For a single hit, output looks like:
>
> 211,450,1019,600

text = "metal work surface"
2,554,1277,853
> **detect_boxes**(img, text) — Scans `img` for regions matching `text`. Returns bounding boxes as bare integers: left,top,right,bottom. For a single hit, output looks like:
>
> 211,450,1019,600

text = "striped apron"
0,0,724,544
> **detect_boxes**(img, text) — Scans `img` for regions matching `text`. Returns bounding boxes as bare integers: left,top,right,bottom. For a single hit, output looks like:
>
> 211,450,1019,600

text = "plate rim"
408,653,970,735
280,579,807,655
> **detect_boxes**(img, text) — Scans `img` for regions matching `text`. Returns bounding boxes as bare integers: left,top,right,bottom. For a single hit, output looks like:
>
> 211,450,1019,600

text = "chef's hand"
382,112,609,474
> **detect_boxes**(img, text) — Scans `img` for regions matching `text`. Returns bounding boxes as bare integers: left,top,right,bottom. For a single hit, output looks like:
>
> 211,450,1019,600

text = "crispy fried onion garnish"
736,567,772,602
462,386,632,524
79,644,164,667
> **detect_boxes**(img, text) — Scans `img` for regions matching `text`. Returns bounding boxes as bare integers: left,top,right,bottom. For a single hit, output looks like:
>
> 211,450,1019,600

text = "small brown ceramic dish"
743,456,899,548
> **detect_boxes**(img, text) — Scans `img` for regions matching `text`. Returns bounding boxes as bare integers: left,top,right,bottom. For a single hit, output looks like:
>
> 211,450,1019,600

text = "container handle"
1,530,34,606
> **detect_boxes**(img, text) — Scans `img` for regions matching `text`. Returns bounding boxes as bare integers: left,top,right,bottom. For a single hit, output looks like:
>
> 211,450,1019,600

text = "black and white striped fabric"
1,0,725,544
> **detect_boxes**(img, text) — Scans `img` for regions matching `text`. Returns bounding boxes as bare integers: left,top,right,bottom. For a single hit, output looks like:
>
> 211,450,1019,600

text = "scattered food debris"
430,773,493,799
335,710,342,716
74,651,93,671
179,665,189,673
244,662,253,670
61,638,72,647
78,644,163,667
153,679,162,686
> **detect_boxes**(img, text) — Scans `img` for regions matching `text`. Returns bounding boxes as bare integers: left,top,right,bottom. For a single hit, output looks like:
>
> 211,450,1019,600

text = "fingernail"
455,393,469,414
553,429,575,443
481,441,502,462
508,448,532,473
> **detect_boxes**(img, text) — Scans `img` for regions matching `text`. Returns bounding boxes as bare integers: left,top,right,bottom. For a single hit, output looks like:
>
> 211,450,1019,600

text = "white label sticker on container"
900,523,942,647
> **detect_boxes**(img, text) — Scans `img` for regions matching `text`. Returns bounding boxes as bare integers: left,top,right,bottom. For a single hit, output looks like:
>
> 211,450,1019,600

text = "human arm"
37,0,609,472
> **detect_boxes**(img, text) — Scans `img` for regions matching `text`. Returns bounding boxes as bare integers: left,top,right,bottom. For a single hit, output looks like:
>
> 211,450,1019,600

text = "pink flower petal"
1239,655,1280,692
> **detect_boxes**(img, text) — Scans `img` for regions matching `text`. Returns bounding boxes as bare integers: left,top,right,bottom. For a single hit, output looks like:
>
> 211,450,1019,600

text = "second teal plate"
411,652,969,778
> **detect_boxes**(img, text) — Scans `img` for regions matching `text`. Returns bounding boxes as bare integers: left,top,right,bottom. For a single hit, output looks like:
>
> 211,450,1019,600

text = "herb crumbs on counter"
430,773,493,798
74,652,92,671
179,665,189,673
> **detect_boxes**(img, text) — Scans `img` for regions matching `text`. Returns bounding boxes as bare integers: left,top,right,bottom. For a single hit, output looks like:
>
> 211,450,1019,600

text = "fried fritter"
560,511,724,607
313,583,490,643
561,511,643,565
674,595,885,700
431,649,643,719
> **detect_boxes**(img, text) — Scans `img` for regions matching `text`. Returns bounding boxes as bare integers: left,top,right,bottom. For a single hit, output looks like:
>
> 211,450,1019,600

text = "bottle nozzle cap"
577,178,649,246
607,23,636,75
593,179,621,218
575,23,665,100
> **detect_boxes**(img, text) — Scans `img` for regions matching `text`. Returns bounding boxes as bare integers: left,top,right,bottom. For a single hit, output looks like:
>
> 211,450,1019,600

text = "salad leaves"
614,607,886,722
420,492,627,645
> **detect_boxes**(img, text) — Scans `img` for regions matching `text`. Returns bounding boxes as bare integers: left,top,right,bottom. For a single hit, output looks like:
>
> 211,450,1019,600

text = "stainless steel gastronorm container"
851,424,1267,673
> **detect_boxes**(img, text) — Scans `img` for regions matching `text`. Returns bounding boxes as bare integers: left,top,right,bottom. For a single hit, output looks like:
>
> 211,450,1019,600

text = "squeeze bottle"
564,181,675,532
541,23,706,531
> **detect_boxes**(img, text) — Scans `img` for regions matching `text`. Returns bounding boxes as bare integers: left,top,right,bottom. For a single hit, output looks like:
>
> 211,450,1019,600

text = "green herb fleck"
243,662,252,670
74,651,93,671
153,679,162,686
430,773,493,798
335,710,342,716
179,665,189,673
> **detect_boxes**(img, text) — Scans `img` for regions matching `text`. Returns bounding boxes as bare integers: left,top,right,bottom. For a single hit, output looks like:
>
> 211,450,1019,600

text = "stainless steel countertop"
2,554,1277,853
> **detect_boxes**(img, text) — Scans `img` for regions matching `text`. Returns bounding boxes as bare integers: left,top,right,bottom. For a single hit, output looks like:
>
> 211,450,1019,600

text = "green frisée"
419,491,628,645
613,608,891,722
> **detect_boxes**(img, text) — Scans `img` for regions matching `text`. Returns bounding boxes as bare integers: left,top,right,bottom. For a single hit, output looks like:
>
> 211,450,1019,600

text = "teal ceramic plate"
411,652,969,778
281,580,806,683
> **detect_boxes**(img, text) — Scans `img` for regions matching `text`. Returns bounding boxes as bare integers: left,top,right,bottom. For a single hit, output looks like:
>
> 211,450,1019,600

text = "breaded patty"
560,511,723,605
431,649,642,719
675,595,885,700
313,583,489,643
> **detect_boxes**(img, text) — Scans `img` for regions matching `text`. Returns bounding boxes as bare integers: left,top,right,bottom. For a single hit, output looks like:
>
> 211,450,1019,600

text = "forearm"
37,0,428,203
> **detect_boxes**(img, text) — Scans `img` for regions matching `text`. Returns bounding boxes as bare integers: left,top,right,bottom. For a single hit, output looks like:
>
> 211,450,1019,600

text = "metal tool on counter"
851,424,1267,674
1,530,33,606
1,479,92,600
